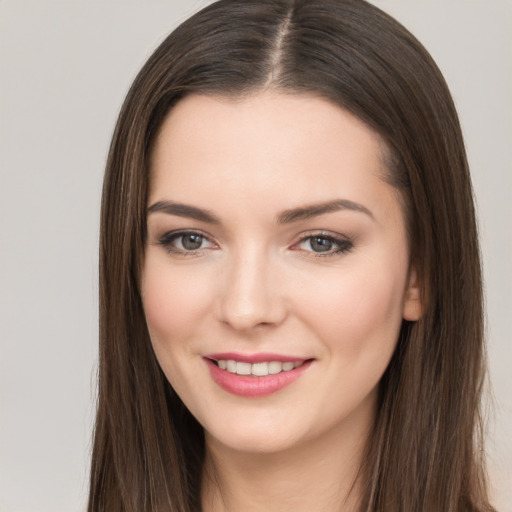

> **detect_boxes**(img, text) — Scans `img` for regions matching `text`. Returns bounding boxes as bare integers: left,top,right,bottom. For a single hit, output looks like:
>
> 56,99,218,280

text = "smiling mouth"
204,356,314,397
208,359,309,377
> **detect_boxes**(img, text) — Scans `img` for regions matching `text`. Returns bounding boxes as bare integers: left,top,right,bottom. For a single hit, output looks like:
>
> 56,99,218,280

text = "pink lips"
204,353,313,397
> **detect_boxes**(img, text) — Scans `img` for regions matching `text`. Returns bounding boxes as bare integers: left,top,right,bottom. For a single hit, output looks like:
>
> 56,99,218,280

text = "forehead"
148,92,392,217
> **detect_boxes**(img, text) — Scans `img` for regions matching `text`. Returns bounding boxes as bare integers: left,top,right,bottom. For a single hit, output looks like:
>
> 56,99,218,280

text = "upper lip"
204,352,311,364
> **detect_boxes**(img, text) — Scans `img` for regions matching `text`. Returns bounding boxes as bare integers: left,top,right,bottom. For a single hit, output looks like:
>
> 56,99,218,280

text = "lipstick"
204,353,313,397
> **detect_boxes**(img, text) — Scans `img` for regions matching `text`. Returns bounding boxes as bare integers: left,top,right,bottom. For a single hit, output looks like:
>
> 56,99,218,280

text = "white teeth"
236,362,252,375
251,362,269,376
217,359,305,377
268,361,282,374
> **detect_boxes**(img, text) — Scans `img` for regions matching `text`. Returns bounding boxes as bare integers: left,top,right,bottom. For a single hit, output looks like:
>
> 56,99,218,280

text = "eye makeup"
154,228,354,259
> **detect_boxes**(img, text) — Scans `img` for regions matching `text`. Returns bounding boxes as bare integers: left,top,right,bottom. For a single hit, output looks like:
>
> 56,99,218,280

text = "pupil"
182,234,203,250
311,237,332,252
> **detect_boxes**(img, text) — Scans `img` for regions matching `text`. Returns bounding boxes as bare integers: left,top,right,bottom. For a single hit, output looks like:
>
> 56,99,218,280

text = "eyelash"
156,230,353,258
156,230,216,256
292,232,353,257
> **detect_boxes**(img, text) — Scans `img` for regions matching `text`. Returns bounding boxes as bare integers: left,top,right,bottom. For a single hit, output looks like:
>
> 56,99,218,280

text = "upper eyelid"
159,228,214,242
294,230,351,243
155,230,217,256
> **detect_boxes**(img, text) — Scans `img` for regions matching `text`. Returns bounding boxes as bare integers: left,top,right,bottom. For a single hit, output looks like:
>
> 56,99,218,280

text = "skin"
142,92,422,511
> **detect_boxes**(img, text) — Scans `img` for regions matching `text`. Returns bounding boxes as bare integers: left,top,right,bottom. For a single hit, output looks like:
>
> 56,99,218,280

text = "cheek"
294,260,407,357
141,256,214,350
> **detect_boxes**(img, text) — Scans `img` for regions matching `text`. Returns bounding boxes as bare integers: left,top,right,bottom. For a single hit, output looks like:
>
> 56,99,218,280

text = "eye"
157,230,217,255
294,233,353,257
305,236,335,253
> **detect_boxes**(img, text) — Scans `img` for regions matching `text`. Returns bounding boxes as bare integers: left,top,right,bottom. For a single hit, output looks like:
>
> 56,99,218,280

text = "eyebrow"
147,200,221,224
147,198,374,224
277,199,374,224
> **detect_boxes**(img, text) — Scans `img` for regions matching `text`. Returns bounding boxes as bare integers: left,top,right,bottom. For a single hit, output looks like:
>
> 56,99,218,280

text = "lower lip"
205,359,313,397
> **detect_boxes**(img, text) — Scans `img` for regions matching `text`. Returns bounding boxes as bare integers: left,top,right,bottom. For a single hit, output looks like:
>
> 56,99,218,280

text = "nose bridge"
216,241,286,331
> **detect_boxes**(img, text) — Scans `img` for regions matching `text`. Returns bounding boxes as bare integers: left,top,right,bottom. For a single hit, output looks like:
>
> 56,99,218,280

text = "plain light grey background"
0,1,510,511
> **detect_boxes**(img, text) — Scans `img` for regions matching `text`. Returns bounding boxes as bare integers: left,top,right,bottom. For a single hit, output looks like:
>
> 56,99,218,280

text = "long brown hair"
88,1,492,510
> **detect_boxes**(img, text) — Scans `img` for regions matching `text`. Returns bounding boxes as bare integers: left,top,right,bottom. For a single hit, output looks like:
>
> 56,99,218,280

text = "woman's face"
142,92,421,454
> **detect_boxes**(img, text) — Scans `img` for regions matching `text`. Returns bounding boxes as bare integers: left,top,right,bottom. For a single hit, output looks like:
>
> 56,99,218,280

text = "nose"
215,247,288,332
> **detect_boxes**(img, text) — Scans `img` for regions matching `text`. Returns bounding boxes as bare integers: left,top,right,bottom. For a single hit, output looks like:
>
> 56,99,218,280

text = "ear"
402,265,423,321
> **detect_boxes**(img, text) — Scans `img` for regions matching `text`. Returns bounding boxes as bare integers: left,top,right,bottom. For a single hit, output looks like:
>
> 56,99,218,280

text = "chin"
207,427,301,455
201,411,309,455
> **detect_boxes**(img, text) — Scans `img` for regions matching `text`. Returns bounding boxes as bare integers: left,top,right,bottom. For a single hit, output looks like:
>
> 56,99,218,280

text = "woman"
88,0,493,510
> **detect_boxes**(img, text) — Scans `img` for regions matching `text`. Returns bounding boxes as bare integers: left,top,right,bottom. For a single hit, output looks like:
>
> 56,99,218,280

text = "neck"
200,414,372,512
